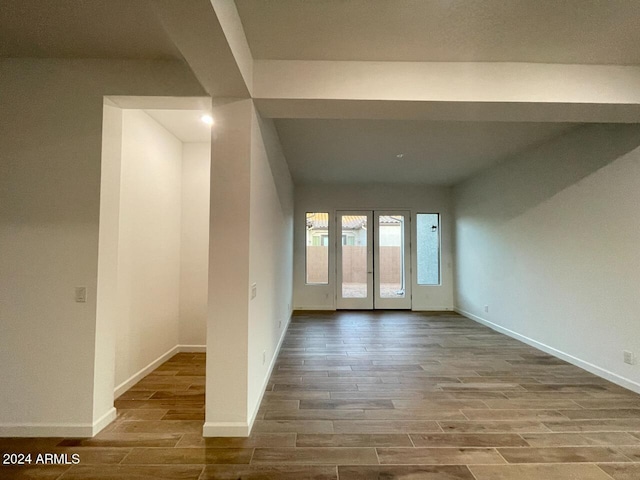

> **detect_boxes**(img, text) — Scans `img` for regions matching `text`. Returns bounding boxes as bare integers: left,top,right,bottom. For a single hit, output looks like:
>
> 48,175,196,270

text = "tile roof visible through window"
306,212,329,229
306,213,402,230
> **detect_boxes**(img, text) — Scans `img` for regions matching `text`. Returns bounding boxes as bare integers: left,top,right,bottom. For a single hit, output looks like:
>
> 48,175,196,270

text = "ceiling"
0,0,181,59
0,1,625,186
145,109,212,143
275,119,578,185
4,0,638,64
236,0,640,64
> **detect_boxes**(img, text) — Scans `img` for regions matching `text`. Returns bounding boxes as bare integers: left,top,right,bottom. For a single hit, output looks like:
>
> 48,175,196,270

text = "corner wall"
180,142,211,346
114,110,183,389
454,124,640,392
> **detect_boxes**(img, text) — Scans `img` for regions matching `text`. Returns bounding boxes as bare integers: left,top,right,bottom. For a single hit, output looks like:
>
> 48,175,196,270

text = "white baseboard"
295,306,456,312
293,306,336,311
202,421,251,437
92,407,117,436
114,344,207,398
203,313,293,437
177,344,206,353
114,345,179,398
248,312,293,430
0,407,117,438
455,307,640,395
0,423,94,438
411,306,455,312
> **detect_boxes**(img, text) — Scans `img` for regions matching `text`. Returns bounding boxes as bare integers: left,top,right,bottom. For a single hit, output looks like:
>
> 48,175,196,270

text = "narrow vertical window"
306,212,329,284
417,213,440,285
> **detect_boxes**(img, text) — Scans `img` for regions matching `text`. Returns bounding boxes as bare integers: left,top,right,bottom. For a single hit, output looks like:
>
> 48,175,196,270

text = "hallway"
3,311,640,479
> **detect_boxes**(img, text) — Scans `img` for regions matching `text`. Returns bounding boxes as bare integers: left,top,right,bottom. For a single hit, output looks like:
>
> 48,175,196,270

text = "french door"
336,210,411,309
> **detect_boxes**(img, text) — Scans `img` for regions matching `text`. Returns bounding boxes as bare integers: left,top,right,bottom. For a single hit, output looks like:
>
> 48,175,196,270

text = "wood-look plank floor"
2,311,640,479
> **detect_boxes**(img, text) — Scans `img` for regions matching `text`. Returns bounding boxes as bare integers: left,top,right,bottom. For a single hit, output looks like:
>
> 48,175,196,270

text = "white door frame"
336,210,412,310
374,210,412,310
336,211,373,309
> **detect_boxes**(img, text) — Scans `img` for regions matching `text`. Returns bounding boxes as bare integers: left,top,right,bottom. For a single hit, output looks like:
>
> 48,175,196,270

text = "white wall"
206,100,253,434
0,58,204,437
454,123,640,392
204,100,294,436
180,142,211,346
114,110,183,388
248,112,294,415
293,184,454,311
95,102,124,423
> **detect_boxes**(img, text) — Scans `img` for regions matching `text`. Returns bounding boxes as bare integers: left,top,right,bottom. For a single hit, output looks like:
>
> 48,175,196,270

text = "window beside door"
416,213,441,285
305,212,329,284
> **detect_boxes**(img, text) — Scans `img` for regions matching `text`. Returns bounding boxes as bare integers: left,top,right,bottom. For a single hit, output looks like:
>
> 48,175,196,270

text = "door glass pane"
306,212,328,284
341,215,367,298
417,213,440,285
379,215,405,298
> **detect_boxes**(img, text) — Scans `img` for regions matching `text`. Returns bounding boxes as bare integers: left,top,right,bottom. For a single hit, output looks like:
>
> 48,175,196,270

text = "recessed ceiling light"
396,153,404,158
201,114,214,126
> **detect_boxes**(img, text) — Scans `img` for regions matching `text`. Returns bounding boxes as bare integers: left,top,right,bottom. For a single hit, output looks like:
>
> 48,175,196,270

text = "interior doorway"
336,210,411,309
98,96,212,412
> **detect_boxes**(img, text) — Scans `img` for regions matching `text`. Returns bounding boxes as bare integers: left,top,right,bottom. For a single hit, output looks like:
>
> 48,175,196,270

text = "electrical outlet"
75,287,87,303
484,305,489,313
623,350,636,365
251,283,257,299
262,350,266,365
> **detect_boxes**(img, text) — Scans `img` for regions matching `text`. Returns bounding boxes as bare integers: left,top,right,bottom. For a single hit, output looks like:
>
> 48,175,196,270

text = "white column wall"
205,100,253,434
204,100,294,436
247,111,294,419
93,103,124,424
